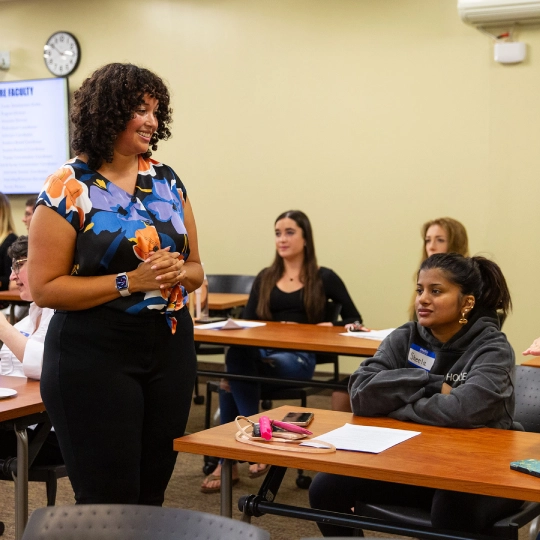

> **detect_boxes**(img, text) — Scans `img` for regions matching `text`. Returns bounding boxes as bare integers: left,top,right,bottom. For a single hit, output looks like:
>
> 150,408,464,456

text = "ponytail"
473,257,512,317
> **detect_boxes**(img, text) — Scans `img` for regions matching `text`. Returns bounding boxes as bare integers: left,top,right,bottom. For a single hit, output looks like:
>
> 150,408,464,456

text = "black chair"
0,415,67,506
21,504,270,540
193,274,256,404
207,274,256,303
352,365,540,540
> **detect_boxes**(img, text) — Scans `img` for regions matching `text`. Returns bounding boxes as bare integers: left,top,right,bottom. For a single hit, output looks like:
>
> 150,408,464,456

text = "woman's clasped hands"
130,247,186,292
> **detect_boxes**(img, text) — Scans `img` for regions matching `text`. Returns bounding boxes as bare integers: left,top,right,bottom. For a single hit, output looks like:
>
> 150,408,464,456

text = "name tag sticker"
408,344,435,371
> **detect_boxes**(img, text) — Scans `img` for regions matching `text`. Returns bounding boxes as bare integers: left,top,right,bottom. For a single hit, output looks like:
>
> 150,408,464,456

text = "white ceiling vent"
458,0,540,26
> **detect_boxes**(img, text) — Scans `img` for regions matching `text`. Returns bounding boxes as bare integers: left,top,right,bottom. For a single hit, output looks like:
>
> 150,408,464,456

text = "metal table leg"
220,459,233,517
14,426,28,540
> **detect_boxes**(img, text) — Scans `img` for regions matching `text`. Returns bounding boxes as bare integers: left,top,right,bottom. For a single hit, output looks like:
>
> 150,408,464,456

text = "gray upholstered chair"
21,504,270,540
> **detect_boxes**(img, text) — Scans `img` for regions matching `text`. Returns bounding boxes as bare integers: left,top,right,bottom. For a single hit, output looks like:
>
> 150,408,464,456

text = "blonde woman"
0,193,17,291
408,217,469,320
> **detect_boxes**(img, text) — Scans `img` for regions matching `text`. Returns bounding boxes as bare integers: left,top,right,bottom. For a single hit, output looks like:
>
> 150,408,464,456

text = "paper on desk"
340,328,395,341
194,319,266,330
301,423,420,453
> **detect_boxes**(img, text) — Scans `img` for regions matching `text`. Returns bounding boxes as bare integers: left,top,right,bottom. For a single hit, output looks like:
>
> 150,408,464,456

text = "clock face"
43,31,80,77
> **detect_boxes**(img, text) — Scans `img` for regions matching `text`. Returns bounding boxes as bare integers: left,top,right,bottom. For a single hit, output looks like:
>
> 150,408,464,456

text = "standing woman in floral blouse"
29,63,203,505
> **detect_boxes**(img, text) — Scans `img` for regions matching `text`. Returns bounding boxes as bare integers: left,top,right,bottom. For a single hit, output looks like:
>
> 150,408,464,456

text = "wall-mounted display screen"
0,77,69,194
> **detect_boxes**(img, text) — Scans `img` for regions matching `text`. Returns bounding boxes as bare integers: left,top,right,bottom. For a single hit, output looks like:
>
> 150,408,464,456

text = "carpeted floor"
0,371,533,539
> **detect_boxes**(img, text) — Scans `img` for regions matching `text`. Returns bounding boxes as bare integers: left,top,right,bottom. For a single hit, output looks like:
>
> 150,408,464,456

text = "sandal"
248,463,270,479
200,466,239,494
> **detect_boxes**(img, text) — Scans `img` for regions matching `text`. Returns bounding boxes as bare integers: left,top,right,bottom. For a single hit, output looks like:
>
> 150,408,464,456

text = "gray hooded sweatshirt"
349,309,515,429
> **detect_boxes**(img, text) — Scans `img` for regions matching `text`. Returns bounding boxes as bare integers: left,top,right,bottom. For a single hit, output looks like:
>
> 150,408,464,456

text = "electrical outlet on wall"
0,52,10,70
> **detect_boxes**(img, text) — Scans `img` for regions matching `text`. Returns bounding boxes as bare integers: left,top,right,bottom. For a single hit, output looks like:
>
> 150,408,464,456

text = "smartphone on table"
281,412,314,427
194,316,228,324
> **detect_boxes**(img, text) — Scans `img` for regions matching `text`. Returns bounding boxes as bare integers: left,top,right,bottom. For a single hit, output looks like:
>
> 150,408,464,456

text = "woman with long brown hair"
201,209,363,492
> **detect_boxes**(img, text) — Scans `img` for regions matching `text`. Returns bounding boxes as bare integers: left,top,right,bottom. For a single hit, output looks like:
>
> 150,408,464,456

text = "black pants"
309,473,524,536
41,306,197,505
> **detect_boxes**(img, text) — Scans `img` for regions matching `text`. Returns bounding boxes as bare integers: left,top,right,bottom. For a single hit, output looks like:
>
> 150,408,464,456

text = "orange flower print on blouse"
162,283,186,334
133,226,161,261
42,165,91,230
36,156,190,334
165,283,186,311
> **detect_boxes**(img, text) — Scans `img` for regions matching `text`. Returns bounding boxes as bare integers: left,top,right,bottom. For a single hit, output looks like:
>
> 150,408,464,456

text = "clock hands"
44,32,80,76
44,43,74,58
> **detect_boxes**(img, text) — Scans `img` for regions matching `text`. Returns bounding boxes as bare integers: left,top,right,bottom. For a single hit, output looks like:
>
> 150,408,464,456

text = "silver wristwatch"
115,272,131,297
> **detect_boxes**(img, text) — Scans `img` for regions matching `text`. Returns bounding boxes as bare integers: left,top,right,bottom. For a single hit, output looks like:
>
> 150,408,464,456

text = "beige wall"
1,0,539,372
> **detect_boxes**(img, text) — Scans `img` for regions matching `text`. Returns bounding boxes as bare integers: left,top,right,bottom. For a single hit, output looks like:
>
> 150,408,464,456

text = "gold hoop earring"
459,312,468,325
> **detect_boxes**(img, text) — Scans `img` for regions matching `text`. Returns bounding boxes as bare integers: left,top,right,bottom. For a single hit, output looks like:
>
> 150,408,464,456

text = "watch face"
116,275,128,290
43,31,80,77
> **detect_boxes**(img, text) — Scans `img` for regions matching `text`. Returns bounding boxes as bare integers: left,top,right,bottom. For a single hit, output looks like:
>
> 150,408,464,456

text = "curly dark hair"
70,63,173,170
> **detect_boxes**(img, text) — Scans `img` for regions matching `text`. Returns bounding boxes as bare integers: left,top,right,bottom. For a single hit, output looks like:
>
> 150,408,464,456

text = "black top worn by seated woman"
218,266,362,426
0,233,17,291
243,266,362,325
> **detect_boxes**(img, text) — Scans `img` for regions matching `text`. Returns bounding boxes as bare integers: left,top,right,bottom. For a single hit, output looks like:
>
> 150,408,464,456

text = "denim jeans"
219,346,316,424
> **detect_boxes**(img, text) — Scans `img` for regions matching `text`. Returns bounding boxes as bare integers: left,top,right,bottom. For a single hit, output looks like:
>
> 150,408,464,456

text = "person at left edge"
22,195,38,232
0,192,17,291
0,235,62,465
28,63,203,505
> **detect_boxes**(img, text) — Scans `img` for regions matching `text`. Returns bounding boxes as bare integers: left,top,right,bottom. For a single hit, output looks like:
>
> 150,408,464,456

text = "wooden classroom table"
0,375,46,540
194,321,380,357
174,406,540,540
207,293,249,311
0,290,23,304
521,357,540,368
0,290,29,324
193,322,380,393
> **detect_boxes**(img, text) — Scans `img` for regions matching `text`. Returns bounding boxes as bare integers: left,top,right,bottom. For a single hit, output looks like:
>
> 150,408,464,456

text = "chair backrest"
207,274,255,295
22,505,270,540
324,300,342,324
514,365,540,433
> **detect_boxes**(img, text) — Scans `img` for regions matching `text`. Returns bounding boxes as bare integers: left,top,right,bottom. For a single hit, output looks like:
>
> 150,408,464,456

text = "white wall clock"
43,31,80,77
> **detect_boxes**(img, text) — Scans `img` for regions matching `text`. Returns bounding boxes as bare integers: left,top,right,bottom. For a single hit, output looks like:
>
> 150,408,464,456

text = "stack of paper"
340,328,395,341
301,423,420,453
194,319,266,330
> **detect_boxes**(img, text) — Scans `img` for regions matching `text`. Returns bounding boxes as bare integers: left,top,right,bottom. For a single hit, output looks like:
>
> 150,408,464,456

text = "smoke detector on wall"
458,1,537,64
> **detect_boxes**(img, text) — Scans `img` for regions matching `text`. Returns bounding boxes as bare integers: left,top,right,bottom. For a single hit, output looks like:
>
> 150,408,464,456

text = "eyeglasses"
11,258,27,276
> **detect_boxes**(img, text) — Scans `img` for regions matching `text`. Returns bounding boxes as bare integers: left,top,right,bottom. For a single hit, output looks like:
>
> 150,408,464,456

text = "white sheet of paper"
301,423,420,453
194,319,267,330
340,328,395,341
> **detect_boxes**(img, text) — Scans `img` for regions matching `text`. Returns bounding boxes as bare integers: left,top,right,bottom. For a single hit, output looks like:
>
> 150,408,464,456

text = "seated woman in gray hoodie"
309,253,521,537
